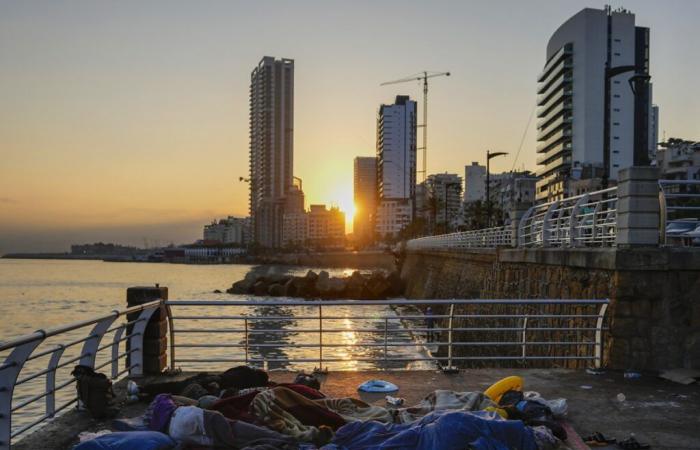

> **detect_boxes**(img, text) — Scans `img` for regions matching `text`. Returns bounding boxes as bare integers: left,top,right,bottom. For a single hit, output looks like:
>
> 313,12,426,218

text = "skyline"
1,0,699,253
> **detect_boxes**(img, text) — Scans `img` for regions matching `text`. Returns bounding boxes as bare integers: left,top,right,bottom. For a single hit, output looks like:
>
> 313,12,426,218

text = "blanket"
395,389,496,423
322,410,538,450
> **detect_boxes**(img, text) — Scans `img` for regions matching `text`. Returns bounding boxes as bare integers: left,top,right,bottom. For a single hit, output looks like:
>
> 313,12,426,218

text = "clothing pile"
73,368,569,450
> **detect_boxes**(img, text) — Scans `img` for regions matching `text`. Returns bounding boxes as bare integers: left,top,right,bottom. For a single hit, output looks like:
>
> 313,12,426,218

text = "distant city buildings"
655,138,700,181
536,6,654,202
375,95,417,238
487,171,538,224
425,173,463,230
203,217,250,245
282,204,345,248
353,156,378,244
249,56,295,248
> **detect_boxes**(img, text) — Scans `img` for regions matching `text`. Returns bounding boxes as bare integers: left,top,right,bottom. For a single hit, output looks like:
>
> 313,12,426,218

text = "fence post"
569,194,589,247
616,166,661,247
318,305,323,372
595,302,609,369
126,286,168,374
517,206,535,246
384,318,388,370
0,336,44,450
542,201,559,246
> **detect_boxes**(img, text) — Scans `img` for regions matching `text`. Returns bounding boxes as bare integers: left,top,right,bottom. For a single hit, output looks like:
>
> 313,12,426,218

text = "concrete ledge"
617,212,661,229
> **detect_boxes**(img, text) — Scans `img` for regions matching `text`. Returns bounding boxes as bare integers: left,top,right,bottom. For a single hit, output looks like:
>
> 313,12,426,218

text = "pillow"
72,431,176,450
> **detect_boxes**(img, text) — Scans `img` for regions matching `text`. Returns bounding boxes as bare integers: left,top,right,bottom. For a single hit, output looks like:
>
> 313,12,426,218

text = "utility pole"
381,71,451,183
486,151,508,227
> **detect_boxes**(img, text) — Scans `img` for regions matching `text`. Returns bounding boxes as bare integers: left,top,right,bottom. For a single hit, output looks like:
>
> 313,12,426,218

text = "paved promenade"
14,369,700,450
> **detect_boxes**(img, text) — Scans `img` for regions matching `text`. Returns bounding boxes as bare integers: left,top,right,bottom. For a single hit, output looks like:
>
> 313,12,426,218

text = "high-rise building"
376,95,417,238
249,56,294,248
536,6,653,202
425,173,463,230
464,162,486,204
353,157,377,244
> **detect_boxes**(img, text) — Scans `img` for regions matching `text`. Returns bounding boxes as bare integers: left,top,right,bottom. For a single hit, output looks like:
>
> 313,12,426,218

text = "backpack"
71,365,116,418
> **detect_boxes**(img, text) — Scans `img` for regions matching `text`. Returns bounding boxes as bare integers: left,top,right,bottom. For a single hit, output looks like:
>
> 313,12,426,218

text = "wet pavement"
14,369,700,450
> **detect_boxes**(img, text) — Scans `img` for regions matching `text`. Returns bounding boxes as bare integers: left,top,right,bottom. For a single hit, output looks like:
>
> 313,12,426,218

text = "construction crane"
381,71,450,182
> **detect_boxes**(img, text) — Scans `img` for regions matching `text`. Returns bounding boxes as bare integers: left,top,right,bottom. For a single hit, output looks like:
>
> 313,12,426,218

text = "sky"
1,0,699,254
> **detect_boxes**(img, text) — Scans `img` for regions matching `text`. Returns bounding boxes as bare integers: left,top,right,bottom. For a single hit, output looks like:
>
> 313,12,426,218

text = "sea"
0,258,429,434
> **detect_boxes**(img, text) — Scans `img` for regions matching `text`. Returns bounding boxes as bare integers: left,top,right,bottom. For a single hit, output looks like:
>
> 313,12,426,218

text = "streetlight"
486,150,508,227
602,65,651,190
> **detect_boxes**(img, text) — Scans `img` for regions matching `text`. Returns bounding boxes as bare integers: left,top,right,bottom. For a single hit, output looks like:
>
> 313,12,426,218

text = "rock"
283,278,297,297
344,271,367,298
268,283,285,296
386,271,404,297
366,272,391,299
327,277,347,297
213,289,222,294
227,279,253,294
305,270,319,282
253,281,268,296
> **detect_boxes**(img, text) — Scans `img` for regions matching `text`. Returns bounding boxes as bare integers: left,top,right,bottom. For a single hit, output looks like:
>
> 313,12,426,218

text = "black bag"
71,365,116,418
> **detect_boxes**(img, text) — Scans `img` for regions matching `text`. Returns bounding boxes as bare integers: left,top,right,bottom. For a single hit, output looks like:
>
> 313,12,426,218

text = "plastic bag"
523,391,568,417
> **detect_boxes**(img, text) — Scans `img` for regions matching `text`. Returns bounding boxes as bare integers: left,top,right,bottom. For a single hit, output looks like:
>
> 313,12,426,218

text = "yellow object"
484,406,508,419
483,376,524,403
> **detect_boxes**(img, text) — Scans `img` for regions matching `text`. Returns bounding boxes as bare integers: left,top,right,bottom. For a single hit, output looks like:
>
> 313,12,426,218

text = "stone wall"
401,248,700,370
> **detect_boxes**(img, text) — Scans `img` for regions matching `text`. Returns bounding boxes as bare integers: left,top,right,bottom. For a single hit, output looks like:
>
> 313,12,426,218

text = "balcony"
538,44,573,82
537,74,572,106
536,141,571,165
537,101,574,125
537,58,573,94
536,128,572,153
537,115,572,141
536,89,573,118
536,154,571,178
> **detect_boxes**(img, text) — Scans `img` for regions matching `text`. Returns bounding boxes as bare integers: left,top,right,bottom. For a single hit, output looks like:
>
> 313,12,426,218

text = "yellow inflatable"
483,376,524,403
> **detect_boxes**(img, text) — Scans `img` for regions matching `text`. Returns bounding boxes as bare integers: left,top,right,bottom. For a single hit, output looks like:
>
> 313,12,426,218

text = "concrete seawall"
401,247,700,370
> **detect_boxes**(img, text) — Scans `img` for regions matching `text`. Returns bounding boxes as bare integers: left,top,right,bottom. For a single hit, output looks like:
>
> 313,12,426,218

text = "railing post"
244,318,249,365
46,345,65,418
517,206,535,246
318,305,323,372
521,316,529,362
384,318,388,370
541,201,559,246
444,303,456,372
569,194,589,247
111,326,125,379
165,303,176,371
595,302,609,369
0,335,44,450
79,313,118,369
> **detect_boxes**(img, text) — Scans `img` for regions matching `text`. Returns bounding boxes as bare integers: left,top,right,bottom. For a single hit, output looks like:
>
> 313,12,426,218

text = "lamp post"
602,65,651,190
486,151,508,227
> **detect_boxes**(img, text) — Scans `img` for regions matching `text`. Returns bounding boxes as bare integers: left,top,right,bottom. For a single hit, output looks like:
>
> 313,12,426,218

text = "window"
613,94,620,98
614,52,621,56
613,122,620,126
613,108,620,112
614,136,620,140
613,150,620,154
614,80,621,85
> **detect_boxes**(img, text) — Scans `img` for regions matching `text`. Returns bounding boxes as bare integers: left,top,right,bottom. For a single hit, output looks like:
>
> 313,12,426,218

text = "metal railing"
659,179,700,245
406,226,512,251
518,187,618,247
0,301,161,449
1,297,609,448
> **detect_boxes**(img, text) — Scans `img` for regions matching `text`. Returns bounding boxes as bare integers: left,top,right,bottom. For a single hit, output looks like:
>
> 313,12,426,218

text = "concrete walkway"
14,369,700,450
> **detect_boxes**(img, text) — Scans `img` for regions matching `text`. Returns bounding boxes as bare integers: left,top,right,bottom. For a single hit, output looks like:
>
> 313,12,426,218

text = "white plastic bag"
524,391,568,417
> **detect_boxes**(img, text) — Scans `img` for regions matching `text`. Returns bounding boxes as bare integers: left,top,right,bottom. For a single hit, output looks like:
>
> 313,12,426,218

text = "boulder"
227,279,253,295
386,271,404,297
366,272,391,299
253,280,268,296
283,278,297,297
327,277,347,298
344,271,367,298
268,283,285,297
304,270,319,282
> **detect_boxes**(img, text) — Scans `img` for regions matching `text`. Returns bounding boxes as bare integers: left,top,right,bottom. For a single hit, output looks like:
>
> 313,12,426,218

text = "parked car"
665,219,699,245
682,223,700,246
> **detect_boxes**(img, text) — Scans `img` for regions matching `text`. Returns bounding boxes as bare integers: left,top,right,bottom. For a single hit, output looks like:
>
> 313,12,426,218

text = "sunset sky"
1,0,698,253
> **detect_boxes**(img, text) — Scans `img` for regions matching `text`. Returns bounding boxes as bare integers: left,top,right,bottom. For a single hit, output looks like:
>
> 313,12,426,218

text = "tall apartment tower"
536,7,652,202
375,96,417,238
249,56,294,248
353,156,378,244
464,162,486,203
